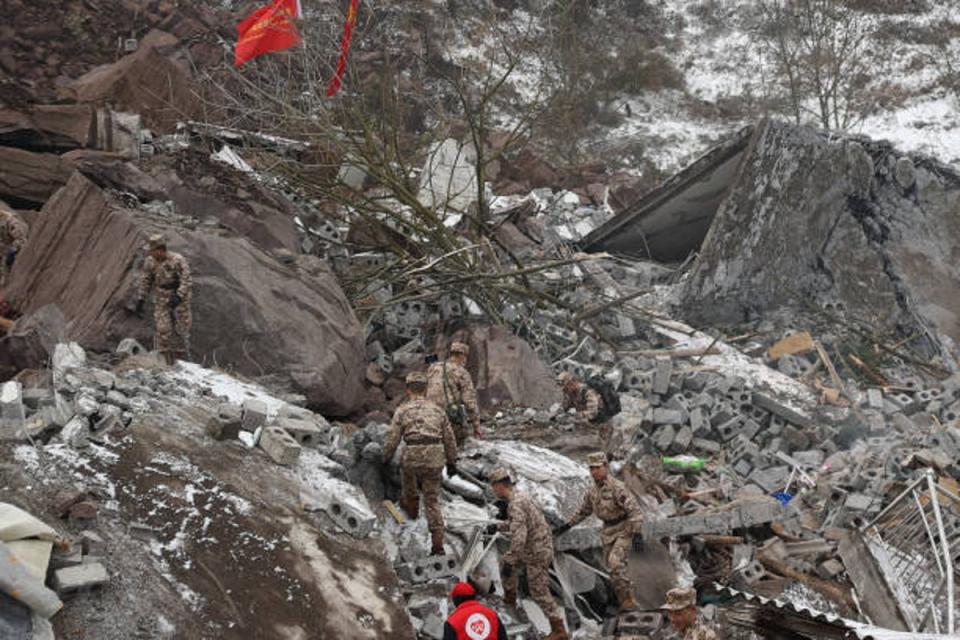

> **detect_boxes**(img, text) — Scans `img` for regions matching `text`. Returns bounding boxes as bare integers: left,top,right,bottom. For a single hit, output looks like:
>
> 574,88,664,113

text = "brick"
79,531,106,556
259,426,301,466
817,558,845,579
652,356,672,395
275,416,324,447
689,407,709,436
653,425,675,452
691,438,721,456
52,563,109,595
241,398,269,432
749,466,790,493
751,392,813,427
669,426,693,454
715,417,743,442
397,554,459,584
652,408,683,426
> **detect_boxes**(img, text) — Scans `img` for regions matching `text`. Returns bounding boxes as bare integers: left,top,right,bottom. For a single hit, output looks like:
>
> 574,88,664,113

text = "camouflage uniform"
137,249,192,359
568,472,644,598
662,588,719,640
497,490,561,620
426,356,480,445
562,385,602,421
0,208,27,287
683,618,719,640
383,397,458,535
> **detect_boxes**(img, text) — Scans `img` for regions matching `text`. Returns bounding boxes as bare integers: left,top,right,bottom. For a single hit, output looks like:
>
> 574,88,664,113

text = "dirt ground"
1,408,414,640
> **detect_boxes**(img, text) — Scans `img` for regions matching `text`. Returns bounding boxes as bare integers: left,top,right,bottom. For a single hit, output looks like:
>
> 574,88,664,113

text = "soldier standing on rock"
426,341,481,445
383,372,459,556
486,467,569,640
553,452,645,612
135,234,192,365
0,206,28,287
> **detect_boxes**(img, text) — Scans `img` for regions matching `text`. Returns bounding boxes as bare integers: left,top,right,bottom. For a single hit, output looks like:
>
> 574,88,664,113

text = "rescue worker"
0,206,28,287
557,372,611,442
383,371,458,556
426,341,481,445
662,587,720,640
553,452,644,611
486,467,568,640
443,581,507,640
135,234,192,364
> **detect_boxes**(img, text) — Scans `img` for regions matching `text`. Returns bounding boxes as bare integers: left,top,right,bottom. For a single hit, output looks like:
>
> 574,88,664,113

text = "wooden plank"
768,331,814,359
381,500,406,525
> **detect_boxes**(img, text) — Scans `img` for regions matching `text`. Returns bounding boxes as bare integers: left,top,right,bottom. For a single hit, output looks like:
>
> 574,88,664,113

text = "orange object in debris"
767,331,815,359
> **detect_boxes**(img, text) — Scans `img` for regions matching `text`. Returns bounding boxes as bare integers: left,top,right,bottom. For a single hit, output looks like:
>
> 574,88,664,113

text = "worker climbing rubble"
134,234,193,365
427,341,482,445
383,371,459,556
486,467,569,640
554,452,645,612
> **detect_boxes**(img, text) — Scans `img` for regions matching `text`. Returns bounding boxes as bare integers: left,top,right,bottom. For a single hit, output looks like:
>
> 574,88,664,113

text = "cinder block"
749,466,790,493
259,426,301,466
52,563,109,595
397,553,459,584
733,559,765,585
653,408,683,426
652,357,672,395
116,337,147,356
275,416,324,447
691,438,720,456
653,425,675,452
715,417,743,442
669,426,693,454
751,392,813,427
242,398,269,432
316,494,377,538
79,531,106,556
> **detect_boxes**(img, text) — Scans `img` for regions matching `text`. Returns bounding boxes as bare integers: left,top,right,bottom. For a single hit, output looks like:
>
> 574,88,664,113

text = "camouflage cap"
146,233,167,250
556,371,574,385
661,587,696,611
449,341,469,355
405,371,428,386
488,467,513,485
586,452,608,467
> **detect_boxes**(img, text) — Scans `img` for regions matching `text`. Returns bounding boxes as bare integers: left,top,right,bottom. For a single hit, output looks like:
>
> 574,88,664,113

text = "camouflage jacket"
569,476,644,544
563,385,601,421
383,398,458,469
138,251,192,301
426,360,479,425
500,490,553,566
684,616,720,640
0,210,27,254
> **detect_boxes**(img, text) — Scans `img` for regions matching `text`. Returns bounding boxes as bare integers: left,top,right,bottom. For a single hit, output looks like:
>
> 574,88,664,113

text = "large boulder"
682,121,960,362
443,325,561,410
0,146,74,206
5,173,366,415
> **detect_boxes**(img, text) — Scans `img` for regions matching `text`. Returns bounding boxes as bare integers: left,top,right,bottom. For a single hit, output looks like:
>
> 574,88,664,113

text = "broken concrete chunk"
275,416,324,447
60,416,90,448
115,337,147,357
241,398,268,432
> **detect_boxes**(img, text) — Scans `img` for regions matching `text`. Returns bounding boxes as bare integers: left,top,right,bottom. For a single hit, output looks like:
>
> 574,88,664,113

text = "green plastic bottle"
661,455,706,472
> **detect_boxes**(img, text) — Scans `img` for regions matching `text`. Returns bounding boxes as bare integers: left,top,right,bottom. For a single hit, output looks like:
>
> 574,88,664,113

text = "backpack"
586,375,621,422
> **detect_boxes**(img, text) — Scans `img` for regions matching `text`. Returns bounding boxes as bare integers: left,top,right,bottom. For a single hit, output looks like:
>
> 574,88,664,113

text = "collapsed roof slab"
582,125,754,262
682,120,960,363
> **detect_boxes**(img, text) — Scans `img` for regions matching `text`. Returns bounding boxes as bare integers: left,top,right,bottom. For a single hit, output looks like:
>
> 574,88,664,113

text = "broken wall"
683,120,960,360
5,173,367,415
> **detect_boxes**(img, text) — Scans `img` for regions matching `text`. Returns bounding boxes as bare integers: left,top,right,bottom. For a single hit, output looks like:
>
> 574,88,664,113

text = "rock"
0,304,67,377
60,416,90,448
443,325,561,410
0,146,74,206
6,173,367,415
64,30,196,131
418,138,479,219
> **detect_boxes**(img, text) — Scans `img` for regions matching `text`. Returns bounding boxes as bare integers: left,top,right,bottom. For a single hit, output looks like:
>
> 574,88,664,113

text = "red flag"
235,0,302,67
326,0,359,97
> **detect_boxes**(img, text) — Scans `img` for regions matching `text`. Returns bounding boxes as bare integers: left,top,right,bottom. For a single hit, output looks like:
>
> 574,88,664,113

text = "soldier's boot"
615,586,638,611
501,586,517,607
430,529,445,556
544,615,569,640
400,497,419,520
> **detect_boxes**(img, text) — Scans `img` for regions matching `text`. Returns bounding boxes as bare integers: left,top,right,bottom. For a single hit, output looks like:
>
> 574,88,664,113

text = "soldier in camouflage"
135,234,192,365
662,587,720,640
384,372,459,556
0,207,28,287
554,452,645,611
557,372,612,443
426,341,481,445
487,468,568,640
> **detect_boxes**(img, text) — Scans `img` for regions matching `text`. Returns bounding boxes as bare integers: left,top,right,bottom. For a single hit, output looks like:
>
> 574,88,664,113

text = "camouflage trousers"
603,531,633,594
401,464,444,533
153,292,191,360
502,551,560,619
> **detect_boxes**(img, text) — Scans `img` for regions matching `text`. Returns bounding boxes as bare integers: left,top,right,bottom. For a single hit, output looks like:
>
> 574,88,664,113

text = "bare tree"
757,0,873,130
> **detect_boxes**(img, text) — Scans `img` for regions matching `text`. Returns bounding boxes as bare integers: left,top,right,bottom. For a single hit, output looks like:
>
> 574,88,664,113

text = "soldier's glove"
632,533,644,553
501,562,513,579
134,299,145,317
494,499,509,521
5,250,16,268
169,293,182,308
552,522,572,537
485,523,499,536
446,463,458,478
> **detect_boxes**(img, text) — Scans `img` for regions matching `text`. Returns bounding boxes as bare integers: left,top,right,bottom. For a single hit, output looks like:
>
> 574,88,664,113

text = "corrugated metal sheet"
714,585,959,639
